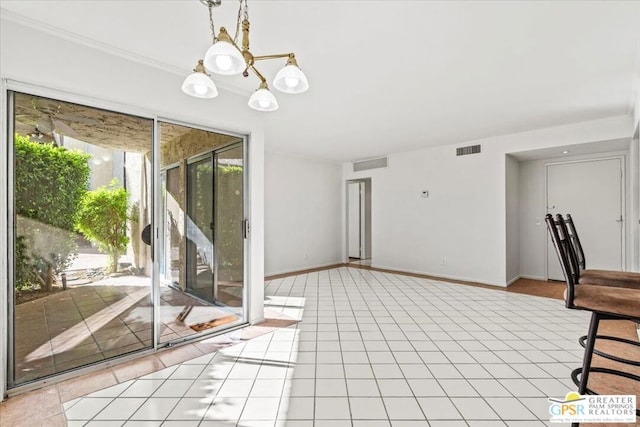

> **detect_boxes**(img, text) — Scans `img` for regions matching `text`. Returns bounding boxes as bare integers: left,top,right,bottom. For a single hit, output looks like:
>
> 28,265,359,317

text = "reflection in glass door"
215,143,244,308
158,122,245,344
186,156,215,302
184,144,244,307
160,167,181,287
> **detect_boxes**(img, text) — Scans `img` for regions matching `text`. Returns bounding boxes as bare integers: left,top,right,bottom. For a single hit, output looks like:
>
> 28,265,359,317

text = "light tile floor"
60,267,595,426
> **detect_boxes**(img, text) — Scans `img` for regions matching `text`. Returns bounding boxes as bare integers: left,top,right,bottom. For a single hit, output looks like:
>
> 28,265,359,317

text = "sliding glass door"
158,122,245,345
183,143,245,308
9,91,154,386
6,90,248,389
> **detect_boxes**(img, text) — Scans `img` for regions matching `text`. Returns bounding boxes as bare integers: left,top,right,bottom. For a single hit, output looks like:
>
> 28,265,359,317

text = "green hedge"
216,165,243,282
192,163,243,282
14,135,90,290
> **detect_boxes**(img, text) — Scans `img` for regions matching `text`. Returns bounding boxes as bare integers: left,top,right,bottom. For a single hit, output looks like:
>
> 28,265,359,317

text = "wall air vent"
353,156,388,172
456,144,481,156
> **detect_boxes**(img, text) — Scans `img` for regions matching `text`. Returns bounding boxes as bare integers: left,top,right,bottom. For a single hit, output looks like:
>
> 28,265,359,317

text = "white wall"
0,18,266,397
343,115,633,286
264,151,342,275
343,145,505,285
634,89,640,131
505,155,520,284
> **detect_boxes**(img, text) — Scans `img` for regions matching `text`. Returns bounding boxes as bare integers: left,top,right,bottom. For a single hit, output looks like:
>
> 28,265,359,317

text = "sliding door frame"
157,117,249,334
1,81,251,396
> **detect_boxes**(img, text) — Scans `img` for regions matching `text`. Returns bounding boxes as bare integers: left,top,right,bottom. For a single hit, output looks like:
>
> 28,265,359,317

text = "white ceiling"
2,0,640,162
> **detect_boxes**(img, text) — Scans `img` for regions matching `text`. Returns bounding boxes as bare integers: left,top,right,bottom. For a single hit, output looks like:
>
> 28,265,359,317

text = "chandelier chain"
233,0,249,44
208,1,217,43
233,0,242,43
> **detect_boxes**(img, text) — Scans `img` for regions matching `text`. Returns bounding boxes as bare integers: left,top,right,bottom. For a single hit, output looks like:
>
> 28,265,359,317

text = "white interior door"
546,158,623,280
348,182,361,258
359,183,366,259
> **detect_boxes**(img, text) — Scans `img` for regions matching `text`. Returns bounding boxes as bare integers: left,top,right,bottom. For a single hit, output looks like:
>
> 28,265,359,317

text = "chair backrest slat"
565,214,586,270
545,213,576,307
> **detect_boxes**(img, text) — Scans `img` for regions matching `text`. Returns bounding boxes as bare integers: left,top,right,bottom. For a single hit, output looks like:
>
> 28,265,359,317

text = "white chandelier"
182,0,309,112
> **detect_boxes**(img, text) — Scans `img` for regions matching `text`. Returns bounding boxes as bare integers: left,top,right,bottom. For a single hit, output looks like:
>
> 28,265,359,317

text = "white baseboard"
370,264,507,288
519,275,547,281
506,275,521,286
264,261,345,278
267,264,550,289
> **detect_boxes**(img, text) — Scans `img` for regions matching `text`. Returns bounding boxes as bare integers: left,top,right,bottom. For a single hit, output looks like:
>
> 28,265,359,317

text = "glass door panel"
161,167,181,287
158,122,245,344
214,143,244,309
186,157,215,302
9,91,153,386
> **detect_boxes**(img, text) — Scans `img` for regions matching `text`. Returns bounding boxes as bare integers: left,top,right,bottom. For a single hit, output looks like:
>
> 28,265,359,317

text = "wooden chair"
545,213,639,425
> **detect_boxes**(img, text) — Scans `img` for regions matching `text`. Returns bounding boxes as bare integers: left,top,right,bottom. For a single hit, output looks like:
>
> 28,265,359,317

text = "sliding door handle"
242,219,250,239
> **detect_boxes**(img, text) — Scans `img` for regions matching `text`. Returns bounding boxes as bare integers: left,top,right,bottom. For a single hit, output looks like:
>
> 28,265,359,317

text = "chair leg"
571,312,600,427
579,312,600,394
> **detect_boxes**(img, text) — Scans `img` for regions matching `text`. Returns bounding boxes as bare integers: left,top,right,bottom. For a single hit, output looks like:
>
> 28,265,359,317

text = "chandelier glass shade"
248,86,279,112
182,0,309,112
273,57,309,94
203,32,245,75
181,60,219,98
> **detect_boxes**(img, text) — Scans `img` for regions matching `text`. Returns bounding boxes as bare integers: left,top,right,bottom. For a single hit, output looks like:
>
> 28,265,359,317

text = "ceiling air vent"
456,144,481,156
353,156,388,172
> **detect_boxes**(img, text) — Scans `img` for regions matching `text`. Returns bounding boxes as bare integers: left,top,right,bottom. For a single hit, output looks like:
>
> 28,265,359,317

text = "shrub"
14,135,90,290
75,179,130,273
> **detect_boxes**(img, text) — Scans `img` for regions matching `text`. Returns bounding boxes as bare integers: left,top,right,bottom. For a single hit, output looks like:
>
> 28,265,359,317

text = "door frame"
631,124,640,272
347,181,364,259
180,141,246,305
544,155,626,280
156,118,250,346
345,178,372,263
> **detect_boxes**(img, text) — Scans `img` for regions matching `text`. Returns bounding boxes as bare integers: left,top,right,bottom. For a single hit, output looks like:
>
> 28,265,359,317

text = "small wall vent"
353,157,388,172
456,144,481,156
